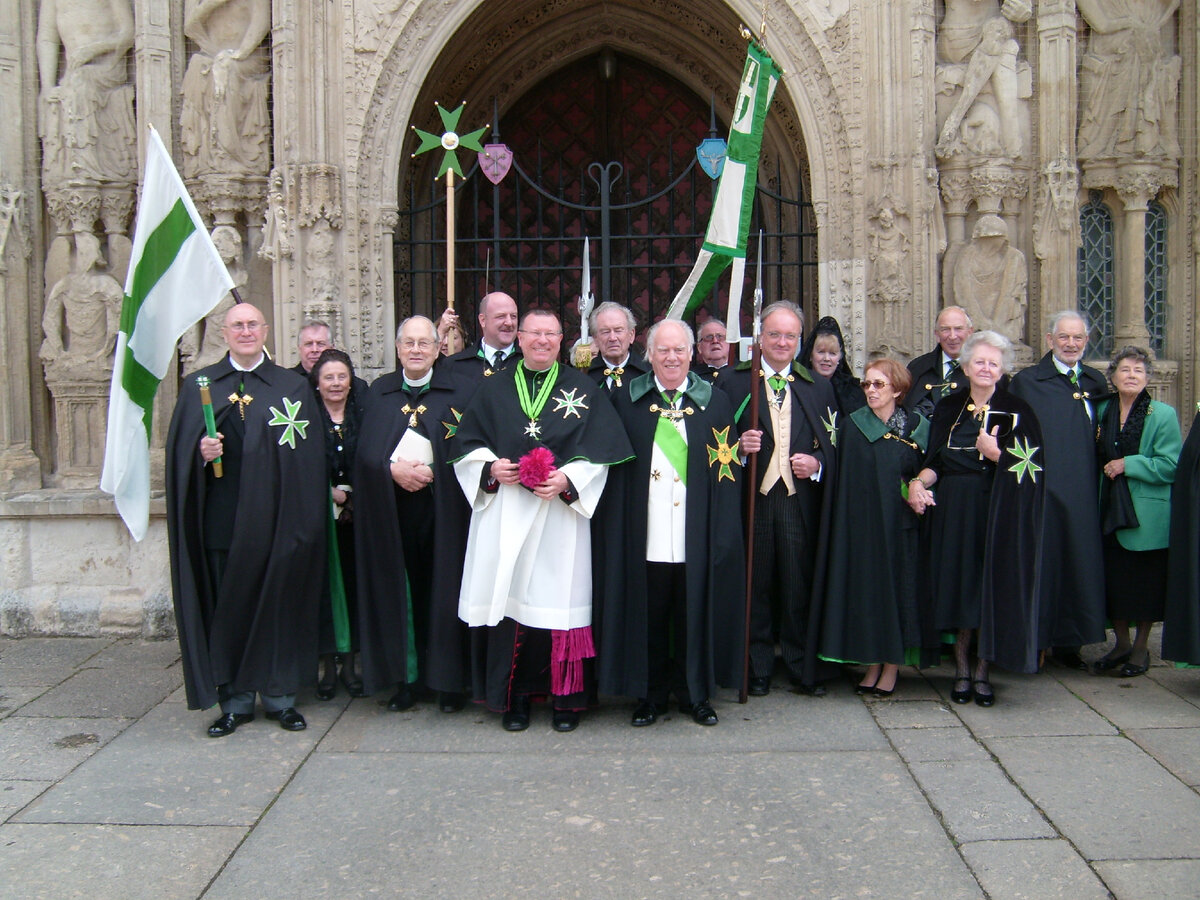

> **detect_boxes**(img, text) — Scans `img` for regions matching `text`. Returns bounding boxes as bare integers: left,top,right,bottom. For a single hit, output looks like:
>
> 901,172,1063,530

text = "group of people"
165,295,1200,738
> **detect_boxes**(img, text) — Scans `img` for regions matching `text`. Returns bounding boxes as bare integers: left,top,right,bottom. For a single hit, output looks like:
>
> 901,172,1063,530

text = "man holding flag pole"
101,126,326,737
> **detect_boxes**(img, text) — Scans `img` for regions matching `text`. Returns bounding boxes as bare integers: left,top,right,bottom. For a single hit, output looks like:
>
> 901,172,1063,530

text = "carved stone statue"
180,225,244,374
952,215,1027,345
36,0,137,190
936,0,1031,160
1077,0,1181,166
180,0,272,179
40,232,122,381
868,205,911,353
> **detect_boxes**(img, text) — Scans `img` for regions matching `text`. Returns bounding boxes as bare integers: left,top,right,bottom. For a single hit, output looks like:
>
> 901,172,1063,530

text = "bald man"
167,303,327,738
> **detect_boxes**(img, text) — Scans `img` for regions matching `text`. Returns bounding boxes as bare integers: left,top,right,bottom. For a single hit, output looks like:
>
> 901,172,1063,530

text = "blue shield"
696,137,728,180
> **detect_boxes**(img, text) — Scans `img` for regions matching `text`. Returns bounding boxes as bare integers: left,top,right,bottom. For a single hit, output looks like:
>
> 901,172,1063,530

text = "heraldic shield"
479,144,513,185
696,137,728,180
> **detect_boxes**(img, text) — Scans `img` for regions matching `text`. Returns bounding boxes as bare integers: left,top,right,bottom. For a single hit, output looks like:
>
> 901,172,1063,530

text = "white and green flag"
666,42,781,339
100,125,234,541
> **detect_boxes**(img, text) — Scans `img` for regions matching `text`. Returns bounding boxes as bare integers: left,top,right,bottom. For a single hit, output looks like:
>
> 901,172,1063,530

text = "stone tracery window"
1144,200,1167,354
1077,190,1114,357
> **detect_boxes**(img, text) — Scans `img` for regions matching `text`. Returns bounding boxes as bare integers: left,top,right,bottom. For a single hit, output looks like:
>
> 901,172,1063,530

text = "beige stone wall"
0,0,1196,635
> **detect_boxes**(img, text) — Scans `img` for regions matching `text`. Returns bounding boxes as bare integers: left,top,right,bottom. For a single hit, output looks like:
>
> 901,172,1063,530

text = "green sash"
654,391,688,487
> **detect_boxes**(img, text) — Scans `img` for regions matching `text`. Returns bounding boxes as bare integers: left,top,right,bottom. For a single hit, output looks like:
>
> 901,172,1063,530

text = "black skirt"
1103,535,1167,622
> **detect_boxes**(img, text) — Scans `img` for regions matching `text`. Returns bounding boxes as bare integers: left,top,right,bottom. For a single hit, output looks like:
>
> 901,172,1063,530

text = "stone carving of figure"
1077,0,1181,166
180,225,244,374
936,0,1032,159
952,215,1027,344
40,232,123,381
868,205,911,350
180,0,272,179
36,0,137,189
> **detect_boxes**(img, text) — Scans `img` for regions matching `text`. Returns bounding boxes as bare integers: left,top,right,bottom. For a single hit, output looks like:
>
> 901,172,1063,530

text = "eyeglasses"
699,334,726,344
225,322,264,333
398,339,436,350
519,330,562,339
860,379,891,390
764,331,801,343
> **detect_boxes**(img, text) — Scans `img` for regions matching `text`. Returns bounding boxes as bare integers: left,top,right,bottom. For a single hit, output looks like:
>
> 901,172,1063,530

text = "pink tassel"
551,626,595,696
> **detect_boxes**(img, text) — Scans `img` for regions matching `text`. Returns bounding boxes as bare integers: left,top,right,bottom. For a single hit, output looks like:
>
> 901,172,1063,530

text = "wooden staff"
739,230,765,703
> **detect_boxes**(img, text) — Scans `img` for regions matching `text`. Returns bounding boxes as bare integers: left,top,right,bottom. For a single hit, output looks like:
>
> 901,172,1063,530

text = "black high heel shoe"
972,679,995,707
950,677,972,704
1092,648,1132,674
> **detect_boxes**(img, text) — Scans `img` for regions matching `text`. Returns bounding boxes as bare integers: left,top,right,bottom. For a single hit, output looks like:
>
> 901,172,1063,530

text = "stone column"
1113,171,1160,351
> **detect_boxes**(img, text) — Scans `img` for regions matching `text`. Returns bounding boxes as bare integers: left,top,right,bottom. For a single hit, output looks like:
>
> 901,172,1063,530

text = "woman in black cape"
1161,406,1200,666
800,316,866,416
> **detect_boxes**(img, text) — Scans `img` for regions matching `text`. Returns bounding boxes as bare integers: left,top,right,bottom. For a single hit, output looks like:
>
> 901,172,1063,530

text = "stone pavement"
1,636,1198,899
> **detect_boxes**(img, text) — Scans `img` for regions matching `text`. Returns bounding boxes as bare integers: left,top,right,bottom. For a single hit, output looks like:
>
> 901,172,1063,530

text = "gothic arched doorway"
396,48,814,342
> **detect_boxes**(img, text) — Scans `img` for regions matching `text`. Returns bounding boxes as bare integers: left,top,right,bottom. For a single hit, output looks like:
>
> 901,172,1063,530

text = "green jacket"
1097,399,1181,551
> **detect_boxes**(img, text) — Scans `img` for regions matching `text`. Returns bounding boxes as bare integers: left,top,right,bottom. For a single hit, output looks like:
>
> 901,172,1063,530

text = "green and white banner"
666,42,781,339
100,125,234,541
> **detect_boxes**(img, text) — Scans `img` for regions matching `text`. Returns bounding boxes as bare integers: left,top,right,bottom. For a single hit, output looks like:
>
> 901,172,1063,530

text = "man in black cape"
444,291,522,380
1009,310,1107,666
905,305,974,417
353,315,473,713
1162,409,1200,665
715,301,839,694
580,301,649,396
595,319,745,726
450,309,633,732
166,302,326,736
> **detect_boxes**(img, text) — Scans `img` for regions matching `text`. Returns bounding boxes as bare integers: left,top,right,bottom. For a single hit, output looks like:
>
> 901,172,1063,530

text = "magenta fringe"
550,626,595,696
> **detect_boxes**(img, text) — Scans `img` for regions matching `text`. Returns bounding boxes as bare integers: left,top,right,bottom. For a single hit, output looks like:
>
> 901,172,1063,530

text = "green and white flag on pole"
666,41,781,340
100,125,234,541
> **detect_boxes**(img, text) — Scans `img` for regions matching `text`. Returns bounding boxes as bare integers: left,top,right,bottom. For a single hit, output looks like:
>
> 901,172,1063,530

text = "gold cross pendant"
227,391,254,419
402,403,427,428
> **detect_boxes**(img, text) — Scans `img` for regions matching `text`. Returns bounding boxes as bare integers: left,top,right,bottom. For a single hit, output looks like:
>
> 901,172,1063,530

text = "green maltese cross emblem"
553,387,589,420
267,397,309,449
706,426,741,483
442,407,463,440
821,407,839,447
1005,436,1042,484
412,101,489,179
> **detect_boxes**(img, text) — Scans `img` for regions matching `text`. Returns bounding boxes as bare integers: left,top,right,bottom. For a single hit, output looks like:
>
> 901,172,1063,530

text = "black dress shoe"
387,684,416,712
265,707,307,730
1118,652,1150,678
631,700,661,727
207,712,253,737
791,682,827,697
687,700,719,726
502,695,531,731
1051,648,1088,671
438,691,465,713
950,677,972,704
972,680,995,708
1092,649,1132,674
315,677,337,701
748,676,771,697
552,710,580,732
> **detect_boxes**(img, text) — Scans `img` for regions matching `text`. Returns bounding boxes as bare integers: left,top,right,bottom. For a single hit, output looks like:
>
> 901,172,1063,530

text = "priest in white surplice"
451,309,633,732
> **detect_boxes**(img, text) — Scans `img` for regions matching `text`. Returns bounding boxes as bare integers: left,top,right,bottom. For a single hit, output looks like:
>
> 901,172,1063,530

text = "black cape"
450,362,634,709
1009,353,1108,648
819,406,936,667
446,342,522,384
715,359,841,686
353,362,474,695
1162,411,1200,665
921,385,1045,673
166,356,327,709
595,372,746,701
585,350,650,396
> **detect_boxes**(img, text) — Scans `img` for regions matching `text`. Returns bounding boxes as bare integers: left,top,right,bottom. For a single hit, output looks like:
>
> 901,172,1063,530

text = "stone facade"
0,0,1197,635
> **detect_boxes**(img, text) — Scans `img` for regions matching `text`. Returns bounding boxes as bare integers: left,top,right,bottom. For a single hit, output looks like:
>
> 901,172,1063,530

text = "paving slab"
0,715,130,781
0,637,111,686
0,822,244,900
0,684,47,718
16,700,345,827
85,638,182,670
947,671,1118,738
1063,670,1200,730
887,725,992,763
319,690,890,755
16,664,183,720
1145,667,1200,707
205,750,982,900
1093,859,1200,899
869,698,964,730
907,760,1054,842
1126,727,1200,788
960,838,1111,899
988,735,1200,860
0,779,52,821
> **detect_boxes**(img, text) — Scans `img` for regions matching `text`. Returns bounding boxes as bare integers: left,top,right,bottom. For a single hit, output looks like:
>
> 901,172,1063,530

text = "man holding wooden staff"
166,302,327,737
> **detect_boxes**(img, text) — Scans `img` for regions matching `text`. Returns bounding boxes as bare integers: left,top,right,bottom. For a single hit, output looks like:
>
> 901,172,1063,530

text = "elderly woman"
800,316,866,415
907,331,1043,706
1092,347,1181,677
309,349,368,699
819,358,933,697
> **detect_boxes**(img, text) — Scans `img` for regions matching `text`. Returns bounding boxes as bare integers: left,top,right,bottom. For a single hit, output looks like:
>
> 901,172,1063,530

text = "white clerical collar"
229,353,265,372
1052,356,1077,376
403,368,433,388
481,340,514,361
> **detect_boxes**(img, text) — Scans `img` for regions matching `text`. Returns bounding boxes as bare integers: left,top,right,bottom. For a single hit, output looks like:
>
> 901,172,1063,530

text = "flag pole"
740,229,765,704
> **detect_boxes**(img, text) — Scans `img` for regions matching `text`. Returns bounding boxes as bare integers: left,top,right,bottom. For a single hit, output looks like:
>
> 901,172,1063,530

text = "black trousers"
645,561,694,707
397,486,435,687
749,480,818,680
